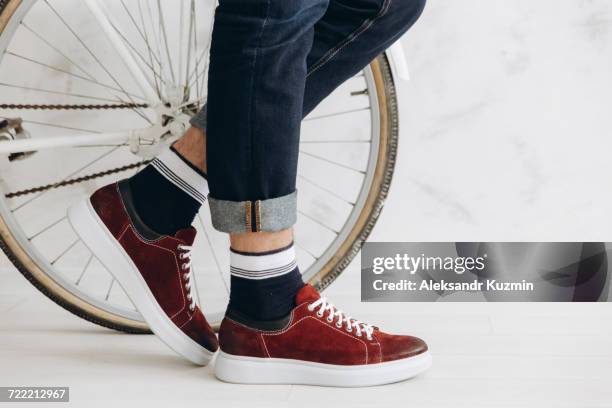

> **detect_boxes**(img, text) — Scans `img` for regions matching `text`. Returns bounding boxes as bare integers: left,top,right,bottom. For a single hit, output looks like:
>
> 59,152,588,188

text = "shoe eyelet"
186,294,192,300
316,311,324,318
326,316,333,323
356,332,362,337
366,336,373,341
336,322,343,328
307,304,315,312
346,327,353,333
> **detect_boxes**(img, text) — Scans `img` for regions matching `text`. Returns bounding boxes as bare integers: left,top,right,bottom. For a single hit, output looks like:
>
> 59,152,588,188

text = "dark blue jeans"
190,0,426,233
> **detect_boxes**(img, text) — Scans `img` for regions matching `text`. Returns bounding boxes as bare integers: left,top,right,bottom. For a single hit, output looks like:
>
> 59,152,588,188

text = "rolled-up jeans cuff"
208,191,297,233
190,104,207,131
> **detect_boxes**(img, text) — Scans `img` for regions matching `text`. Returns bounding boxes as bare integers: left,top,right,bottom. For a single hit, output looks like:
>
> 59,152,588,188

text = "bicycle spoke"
137,0,162,98
187,50,213,99
157,0,176,85
75,254,94,286
41,1,124,85
4,52,146,102
294,240,320,261
0,82,126,103
298,210,341,235
186,21,215,93
299,150,366,174
304,107,371,122
21,120,101,134
183,0,196,93
144,0,166,92
191,1,201,101
43,0,152,123
177,1,186,90
186,48,208,89
101,12,167,88
21,22,98,82
27,216,67,241
112,29,164,81
297,175,356,205
121,0,162,68
105,278,116,301
199,1,215,99
50,238,79,265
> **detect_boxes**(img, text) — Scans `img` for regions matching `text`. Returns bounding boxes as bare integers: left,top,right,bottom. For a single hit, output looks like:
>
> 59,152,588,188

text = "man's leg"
203,0,330,321
205,0,431,386
192,0,424,319
185,0,427,322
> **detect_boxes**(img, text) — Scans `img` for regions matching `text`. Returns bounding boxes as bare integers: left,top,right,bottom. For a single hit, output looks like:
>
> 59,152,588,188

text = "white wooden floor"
1,264,611,408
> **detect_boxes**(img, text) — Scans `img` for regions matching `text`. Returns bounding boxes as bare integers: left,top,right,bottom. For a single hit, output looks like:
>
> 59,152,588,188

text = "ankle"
230,229,293,253
172,126,207,174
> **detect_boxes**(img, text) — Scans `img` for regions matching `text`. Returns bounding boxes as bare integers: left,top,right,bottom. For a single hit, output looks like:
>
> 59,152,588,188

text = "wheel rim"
0,0,387,329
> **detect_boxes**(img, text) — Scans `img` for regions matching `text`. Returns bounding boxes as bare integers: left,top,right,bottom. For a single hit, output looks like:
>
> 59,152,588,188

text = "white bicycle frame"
0,0,410,156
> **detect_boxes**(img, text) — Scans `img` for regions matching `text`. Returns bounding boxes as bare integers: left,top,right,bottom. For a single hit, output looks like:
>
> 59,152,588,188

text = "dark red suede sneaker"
67,181,218,365
215,284,431,386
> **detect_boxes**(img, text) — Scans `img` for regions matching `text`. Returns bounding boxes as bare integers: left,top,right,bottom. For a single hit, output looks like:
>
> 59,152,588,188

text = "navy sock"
228,243,304,321
129,146,208,235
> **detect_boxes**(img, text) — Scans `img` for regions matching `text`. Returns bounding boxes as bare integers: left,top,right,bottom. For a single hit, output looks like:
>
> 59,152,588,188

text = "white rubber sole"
67,198,215,366
214,350,432,387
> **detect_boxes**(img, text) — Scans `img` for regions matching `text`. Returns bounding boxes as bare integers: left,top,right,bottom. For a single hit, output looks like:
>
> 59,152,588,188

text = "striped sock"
128,146,208,235
150,147,208,204
228,243,304,321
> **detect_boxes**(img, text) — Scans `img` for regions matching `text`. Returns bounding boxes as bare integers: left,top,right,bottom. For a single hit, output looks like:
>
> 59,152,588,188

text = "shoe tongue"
295,284,320,304
174,227,197,245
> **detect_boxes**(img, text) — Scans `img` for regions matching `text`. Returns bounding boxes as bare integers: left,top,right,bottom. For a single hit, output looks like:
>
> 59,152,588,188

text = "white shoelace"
308,297,374,340
177,244,196,312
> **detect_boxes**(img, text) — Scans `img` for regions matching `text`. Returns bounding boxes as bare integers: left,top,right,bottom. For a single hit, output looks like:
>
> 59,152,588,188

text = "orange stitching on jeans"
245,201,252,231
255,200,261,232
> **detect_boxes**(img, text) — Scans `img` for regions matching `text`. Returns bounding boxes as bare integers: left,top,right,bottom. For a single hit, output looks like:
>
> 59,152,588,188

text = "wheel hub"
130,100,197,159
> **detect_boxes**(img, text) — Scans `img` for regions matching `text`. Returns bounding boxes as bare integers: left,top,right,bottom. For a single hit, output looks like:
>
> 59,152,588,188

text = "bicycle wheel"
0,0,399,333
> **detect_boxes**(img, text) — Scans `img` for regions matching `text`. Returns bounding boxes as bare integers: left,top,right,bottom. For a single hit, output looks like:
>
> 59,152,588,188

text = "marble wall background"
374,0,612,243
